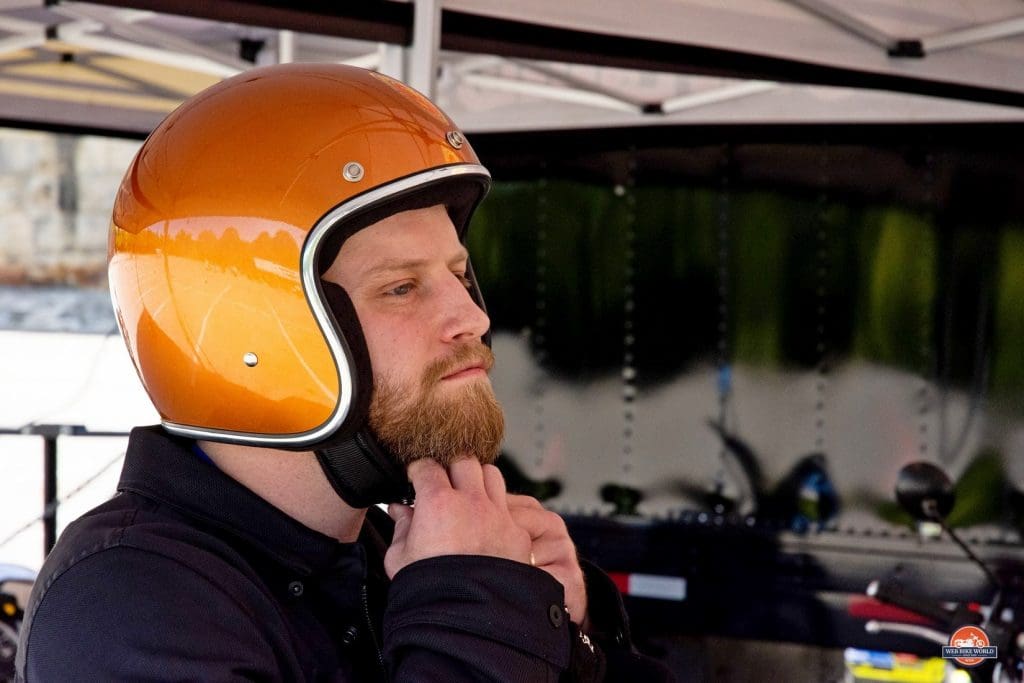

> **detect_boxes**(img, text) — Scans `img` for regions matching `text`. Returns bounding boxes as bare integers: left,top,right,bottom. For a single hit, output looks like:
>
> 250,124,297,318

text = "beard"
368,344,505,467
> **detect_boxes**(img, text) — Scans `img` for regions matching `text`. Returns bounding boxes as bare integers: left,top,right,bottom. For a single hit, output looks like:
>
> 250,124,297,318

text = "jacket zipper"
361,582,387,680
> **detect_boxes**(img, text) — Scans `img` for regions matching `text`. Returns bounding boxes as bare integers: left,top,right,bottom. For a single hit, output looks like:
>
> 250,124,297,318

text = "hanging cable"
943,283,991,463
0,449,124,550
14,322,119,432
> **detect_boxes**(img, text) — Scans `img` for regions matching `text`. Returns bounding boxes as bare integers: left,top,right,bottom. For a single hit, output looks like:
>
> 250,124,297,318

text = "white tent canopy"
450,0,1024,97
0,0,1021,137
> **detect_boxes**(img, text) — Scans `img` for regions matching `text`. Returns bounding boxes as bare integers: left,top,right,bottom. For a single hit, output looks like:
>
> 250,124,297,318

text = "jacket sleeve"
18,547,284,682
383,555,574,682
573,559,677,683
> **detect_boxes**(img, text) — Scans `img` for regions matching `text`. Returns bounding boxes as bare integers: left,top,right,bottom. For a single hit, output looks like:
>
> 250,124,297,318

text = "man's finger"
482,464,509,508
529,537,579,567
508,506,554,541
407,458,451,498
388,502,413,527
447,457,486,493
507,494,543,511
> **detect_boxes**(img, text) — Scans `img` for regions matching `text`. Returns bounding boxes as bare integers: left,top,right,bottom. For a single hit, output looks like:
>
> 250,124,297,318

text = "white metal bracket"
408,0,440,97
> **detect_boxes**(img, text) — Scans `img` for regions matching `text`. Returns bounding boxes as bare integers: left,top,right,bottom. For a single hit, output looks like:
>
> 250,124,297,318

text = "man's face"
323,204,504,466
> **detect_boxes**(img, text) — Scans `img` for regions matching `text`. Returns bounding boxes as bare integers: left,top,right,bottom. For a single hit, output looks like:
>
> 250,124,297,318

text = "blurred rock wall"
0,128,140,287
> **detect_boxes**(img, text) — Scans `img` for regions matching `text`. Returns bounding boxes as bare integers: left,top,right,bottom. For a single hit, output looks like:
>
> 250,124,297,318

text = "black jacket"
17,426,671,682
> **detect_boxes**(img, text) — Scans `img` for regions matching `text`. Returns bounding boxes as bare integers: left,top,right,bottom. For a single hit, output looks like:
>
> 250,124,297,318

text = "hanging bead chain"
533,174,549,470
621,151,638,481
715,145,732,488
815,143,829,454
918,152,936,459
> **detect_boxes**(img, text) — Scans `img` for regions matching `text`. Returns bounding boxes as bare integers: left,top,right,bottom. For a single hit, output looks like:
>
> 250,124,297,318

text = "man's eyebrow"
362,249,470,278
362,258,428,278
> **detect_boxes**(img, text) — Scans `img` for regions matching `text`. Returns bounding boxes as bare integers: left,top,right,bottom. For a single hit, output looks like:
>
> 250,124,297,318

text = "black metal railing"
0,425,129,555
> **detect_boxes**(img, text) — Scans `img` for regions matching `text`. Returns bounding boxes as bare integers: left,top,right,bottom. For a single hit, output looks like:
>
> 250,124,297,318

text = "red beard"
368,344,505,467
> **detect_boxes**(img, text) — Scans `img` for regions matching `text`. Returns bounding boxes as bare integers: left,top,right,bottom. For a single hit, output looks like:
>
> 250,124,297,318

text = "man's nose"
440,275,490,342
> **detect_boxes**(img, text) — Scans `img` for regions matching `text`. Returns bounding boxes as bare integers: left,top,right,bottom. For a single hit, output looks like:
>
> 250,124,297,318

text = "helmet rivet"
243,352,259,367
445,130,464,149
342,162,364,182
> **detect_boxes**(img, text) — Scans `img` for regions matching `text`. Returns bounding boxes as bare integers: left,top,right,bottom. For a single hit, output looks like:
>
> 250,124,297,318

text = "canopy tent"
0,0,1022,138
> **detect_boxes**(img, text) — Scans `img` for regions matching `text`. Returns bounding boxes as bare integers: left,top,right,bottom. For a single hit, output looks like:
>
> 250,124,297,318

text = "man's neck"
198,440,367,543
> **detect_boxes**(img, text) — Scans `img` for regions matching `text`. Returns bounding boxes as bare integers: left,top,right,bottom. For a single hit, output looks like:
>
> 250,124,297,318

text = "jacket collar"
117,425,391,577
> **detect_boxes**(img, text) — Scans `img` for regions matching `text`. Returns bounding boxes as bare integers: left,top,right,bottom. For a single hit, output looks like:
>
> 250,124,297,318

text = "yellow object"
844,650,946,683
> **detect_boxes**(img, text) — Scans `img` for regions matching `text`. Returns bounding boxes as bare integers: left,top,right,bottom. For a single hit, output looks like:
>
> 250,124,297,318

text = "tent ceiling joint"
55,1,251,73
781,0,1024,59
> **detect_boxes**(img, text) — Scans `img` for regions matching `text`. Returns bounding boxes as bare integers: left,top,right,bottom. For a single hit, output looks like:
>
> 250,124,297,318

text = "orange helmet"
109,64,490,504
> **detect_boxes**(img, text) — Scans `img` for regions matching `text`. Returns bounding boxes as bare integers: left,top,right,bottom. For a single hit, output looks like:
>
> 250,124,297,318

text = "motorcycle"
858,462,1024,683
0,564,35,683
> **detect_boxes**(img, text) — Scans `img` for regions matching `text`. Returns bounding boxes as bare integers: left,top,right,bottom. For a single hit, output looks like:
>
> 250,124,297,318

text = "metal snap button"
548,604,564,628
288,580,304,597
341,625,359,645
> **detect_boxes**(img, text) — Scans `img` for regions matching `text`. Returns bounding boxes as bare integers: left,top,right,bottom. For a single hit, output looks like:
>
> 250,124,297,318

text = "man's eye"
386,283,414,296
455,272,472,289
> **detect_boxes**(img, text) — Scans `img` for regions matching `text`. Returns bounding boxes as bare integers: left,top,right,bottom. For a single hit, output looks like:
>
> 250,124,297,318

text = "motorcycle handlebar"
864,619,951,646
866,578,969,628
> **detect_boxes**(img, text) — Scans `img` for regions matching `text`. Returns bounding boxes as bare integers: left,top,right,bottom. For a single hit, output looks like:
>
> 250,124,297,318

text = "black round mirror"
895,462,955,522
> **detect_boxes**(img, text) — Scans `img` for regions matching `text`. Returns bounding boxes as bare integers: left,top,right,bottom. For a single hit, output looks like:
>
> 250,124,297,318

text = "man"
17,64,671,681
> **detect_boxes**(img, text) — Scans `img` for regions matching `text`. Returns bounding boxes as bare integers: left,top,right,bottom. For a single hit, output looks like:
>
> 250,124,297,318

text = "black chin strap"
315,430,414,508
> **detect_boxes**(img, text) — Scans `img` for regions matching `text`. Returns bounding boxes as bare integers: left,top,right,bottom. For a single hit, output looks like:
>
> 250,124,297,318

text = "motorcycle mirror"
895,462,955,522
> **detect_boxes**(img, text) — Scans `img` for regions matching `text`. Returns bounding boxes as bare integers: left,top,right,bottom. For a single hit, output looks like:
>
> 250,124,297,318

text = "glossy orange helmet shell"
109,63,490,449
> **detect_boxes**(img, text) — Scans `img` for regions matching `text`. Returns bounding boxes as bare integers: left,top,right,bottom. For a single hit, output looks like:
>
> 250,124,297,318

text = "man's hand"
384,458,533,579
507,494,588,628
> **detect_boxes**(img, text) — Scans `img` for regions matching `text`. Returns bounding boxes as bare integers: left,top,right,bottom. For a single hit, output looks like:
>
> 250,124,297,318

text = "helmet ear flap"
315,432,414,507
318,280,374,441
314,280,414,506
